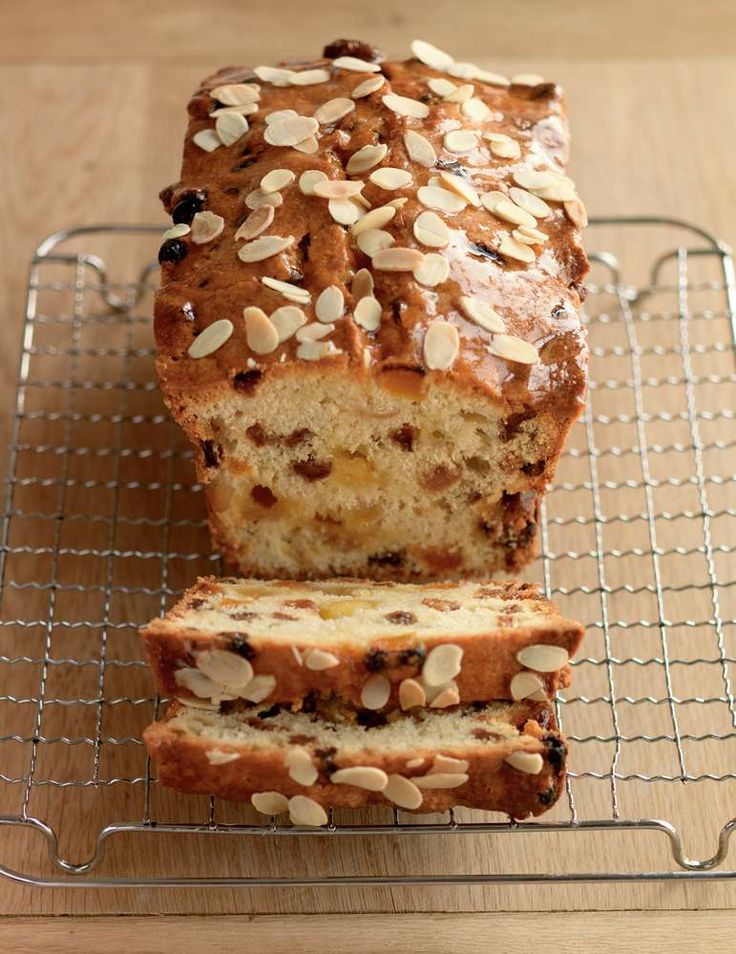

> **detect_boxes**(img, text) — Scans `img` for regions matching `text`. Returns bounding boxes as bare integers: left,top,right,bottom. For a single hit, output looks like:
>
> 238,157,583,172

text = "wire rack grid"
0,218,735,888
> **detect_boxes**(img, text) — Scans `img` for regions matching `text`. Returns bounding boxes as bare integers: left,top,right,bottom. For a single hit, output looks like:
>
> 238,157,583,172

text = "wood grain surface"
1,0,735,937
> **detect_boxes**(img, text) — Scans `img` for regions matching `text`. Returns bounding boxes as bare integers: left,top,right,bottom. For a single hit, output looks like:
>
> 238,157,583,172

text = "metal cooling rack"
1,218,735,887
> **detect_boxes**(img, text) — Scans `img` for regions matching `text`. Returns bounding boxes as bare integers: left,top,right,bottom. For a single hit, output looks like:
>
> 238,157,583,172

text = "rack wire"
0,218,735,887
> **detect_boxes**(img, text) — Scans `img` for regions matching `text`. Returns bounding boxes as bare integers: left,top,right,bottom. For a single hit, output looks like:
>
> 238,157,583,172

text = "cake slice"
141,576,584,710
143,697,567,820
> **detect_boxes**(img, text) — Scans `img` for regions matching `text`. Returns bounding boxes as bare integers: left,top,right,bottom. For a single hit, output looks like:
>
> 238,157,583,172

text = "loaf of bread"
141,576,584,711
155,38,588,580
144,697,567,820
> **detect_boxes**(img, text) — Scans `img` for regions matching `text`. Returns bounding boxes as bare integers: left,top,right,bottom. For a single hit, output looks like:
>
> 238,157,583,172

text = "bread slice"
141,577,584,711
144,697,567,820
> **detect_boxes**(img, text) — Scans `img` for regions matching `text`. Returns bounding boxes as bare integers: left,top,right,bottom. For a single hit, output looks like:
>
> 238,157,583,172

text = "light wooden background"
1,0,736,947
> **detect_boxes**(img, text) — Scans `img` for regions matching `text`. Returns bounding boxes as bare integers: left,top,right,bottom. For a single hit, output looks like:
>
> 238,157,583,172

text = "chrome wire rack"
1,219,735,887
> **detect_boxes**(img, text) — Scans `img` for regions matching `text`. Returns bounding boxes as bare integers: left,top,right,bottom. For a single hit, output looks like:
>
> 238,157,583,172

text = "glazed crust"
141,576,585,708
144,700,567,818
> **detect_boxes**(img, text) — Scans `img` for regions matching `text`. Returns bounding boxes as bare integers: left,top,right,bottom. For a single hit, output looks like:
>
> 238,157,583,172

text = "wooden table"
1,0,736,947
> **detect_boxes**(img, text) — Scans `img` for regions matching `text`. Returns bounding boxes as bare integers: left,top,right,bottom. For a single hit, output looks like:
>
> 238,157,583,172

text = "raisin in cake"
141,577,584,711
155,38,588,580
144,697,567,820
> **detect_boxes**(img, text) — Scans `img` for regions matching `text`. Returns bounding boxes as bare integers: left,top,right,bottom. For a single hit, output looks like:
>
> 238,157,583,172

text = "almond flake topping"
260,168,296,194
210,83,260,105
510,671,547,702
346,143,388,175
315,285,345,323
369,167,413,191
270,305,307,342
413,253,450,287
372,247,425,271
489,139,521,160
512,73,546,87
197,649,253,688
428,686,460,708
513,225,548,245
417,185,466,214
480,190,508,213
244,306,279,354
314,97,355,124
210,103,258,118
328,198,365,225
193,129,221,153
293,135,319,154
382,93,430,119
264,115,319,147
444,83,475,103
498,235,536,264
238,234,294,263
505,752,544,775
163,223,190,240
351,268,374,300
351,204,396,236
423,643,463,686
299,169,328,195
332,55,381,72
443,129,479,154
254,65,295,86
245,188,283,210
290,68,330,86
389,196,408,209
488,333,540,364
404,130,436,167
361,674,391,710
413,773,468,789
288,795,327,827
459,296,506,333
296,322,333,342
285,747,318,786
462,97,492,123
509,187,552,218
354,296,382,331
399,678,426,710
265,109,298,125
564,197,588,229
516,644,569,671
423,321,459,370
513,169,576,201
431,756,469,774
352,74,386,98
330,767,388,791
438,170,480,206
304,648,340,670
410,39,454,71
356,229,395,258
313,178,364,199
215,111,248,146
428,77,458,97
491,198,536,228
236,206,275,241
190,211,224,244
187,319,234,359
413,210,450,248
383,775,423,810
450,62,510,87
251,791,289,815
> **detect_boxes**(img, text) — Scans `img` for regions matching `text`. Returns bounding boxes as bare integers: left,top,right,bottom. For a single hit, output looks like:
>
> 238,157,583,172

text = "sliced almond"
215,111,249,146
354,296,382,331
462,97,492,123
296,340,332,361
516,644,569,671
265,109,298,125
193,128,221,153
285,747,318,786
291,646,304,666
512,73,545,87
372,247,425,271
382,92,430,119
245,188,283,210
491,199,536,228
314,97,355,124
210,103,258,118
197,648,253,688
356,229,395,258
315,286,345,323
413,253,450,287
313,179,365,199
423,643,463,686
290,68,331,86
254,65,295,86
428,76,458,97
346,143,388,175
399,678,426,710
444,83,475,104
238,235,294,263
458,295,506,333
423,321,459,370
513,168,576,196
405,757,425,770
187,319,233,359
330,766,388,791
351,204,396,236
388,196,408,209
564,197,588,229
413,773,468,789
264,115,319,147
304,648,340,670
428,686,460,708
480,190,508,213
293,135,319,154
443,129,479,154
498,235,536,264
410,39,454,71
490,139,521,160
244,306,279,354
288,795,327,827
329,198,365,225
190,210,224,244
163,223,190,240
510,671,548,702
488,332,540,364
351,268,374,300
270,305,307,342
361,674,391,710
236,206,275,241
210,82,260,105
509,187,552,219
505,751,544,775
251,791,289,815
404,130,436,167
261,276,311,303
352,74,386,98
260,168,296,194
438,170,480,207
296,322,333,342
299,169,328,195
174,666,221,698
239,674,276,703
413,210,449,248
383,774,423,810
417,185,466,213
332,55,381,73
513,225,548,245
430,755,469,774
369,167,413,191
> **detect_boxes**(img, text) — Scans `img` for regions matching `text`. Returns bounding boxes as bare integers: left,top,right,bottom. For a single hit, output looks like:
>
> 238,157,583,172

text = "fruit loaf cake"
141,576,584,711
143,697,567,820
154,38,589,581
